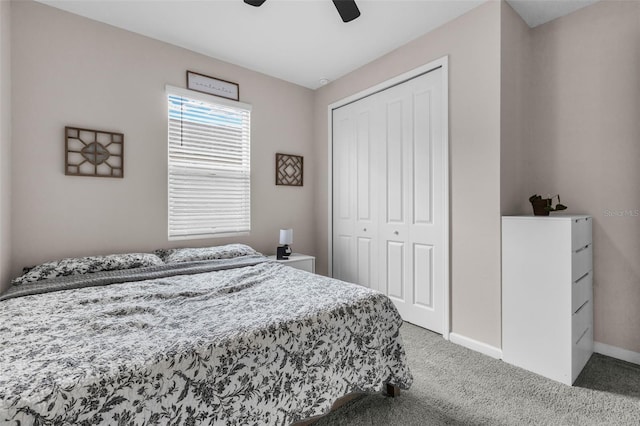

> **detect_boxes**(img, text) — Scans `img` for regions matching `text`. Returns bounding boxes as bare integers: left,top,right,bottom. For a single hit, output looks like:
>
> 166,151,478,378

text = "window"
166,86,251,240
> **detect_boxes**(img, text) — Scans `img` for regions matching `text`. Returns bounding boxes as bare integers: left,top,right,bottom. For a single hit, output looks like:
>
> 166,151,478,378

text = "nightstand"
267,253,315,273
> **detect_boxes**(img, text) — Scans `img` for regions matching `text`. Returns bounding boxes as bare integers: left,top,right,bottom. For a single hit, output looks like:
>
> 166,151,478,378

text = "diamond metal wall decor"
65,126,124,178
275,153,303,186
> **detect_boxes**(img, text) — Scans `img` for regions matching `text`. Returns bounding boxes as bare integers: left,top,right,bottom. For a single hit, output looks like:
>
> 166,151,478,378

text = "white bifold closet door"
332,68,445,333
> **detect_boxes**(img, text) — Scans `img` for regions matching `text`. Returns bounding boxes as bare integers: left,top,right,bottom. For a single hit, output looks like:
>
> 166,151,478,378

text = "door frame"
327,56,450,340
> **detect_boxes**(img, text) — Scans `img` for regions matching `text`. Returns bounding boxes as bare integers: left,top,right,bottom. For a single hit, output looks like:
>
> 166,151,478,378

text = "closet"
331,66,447,333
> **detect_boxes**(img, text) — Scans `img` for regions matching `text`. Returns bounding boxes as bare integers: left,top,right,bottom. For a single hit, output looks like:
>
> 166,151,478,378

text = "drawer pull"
575,244,590,254
574,299,589,315
575,327,590,345
574,271,590,284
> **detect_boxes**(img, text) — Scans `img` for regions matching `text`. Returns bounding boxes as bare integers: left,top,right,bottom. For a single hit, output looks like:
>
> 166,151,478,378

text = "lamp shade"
279,228,293,245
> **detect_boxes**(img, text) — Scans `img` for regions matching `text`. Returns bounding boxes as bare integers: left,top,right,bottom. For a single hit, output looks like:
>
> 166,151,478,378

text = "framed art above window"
166,85,252,240
186,71,240,101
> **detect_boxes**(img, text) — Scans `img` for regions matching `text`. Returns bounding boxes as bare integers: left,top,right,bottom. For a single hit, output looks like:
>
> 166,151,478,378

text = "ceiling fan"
244,0,361,23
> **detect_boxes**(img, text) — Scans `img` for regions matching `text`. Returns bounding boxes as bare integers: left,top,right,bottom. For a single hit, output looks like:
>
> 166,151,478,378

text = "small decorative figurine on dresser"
529,194,568,216
277,228,293,260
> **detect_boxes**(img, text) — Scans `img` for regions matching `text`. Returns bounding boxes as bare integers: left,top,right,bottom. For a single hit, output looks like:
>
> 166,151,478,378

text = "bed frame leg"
385,383,400,397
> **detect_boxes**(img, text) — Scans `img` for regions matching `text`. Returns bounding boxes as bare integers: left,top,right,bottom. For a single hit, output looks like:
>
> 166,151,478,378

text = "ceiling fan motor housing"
243,0,361,23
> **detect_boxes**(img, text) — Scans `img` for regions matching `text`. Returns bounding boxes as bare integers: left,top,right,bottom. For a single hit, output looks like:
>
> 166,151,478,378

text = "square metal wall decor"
65,126,124,178
275,153,303,186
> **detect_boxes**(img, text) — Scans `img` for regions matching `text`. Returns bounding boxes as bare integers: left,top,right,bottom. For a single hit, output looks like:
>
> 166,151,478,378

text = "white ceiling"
38,0,599,90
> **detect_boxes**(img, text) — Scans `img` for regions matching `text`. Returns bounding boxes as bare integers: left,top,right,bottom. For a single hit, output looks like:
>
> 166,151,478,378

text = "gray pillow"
160,244,259,264
12,253,164,285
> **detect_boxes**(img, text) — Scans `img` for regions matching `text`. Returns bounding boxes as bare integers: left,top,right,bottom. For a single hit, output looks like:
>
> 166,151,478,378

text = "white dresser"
502,215,593,385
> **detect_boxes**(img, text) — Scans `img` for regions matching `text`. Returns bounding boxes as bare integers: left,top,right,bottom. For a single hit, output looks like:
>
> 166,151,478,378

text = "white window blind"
166,86,251,240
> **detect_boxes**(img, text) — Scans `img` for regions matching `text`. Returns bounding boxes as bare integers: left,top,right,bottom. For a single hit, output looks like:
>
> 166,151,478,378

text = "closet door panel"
332,97,378,290
405,70,444,332
412,90,433,226
386,240,405,301
333,234,354,283
356,237,374,289
385,99,405,225
354,105,379,291
332,107,356,283
413,243,434,308
356,110,372,223
333,113,353,223
379,86,412,320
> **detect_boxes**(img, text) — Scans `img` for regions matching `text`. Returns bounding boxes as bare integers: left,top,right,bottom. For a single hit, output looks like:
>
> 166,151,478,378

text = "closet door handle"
394,231,399,235
363,228,367,232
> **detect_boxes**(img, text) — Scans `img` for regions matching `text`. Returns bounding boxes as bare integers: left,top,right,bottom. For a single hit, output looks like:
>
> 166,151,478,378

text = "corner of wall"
500,0,532,216
0,0,13,293
311,85,334,277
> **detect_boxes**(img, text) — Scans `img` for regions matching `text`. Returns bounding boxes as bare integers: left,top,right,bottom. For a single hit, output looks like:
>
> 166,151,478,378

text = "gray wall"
500,1,531,217
0,0,12,294
9,1,315,278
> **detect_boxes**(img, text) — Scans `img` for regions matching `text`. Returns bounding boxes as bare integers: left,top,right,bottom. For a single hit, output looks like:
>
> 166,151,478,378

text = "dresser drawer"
572,326,593,382
572,244,592,282
572,217,592,251
572,271,592,313
572,299,592,344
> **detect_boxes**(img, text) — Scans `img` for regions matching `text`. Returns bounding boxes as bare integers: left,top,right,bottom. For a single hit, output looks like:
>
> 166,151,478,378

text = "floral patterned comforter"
0,257,412,425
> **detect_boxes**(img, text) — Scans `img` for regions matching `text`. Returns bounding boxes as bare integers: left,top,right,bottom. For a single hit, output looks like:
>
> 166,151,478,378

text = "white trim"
594,341,640,366
326,56,450,339
326,105,333,278
327,58,447,111
165,84,252,111
450,333,503,360
441,58,450,340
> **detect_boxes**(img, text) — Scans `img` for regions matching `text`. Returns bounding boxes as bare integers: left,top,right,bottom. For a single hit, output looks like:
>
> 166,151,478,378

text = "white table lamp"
277,228,293,259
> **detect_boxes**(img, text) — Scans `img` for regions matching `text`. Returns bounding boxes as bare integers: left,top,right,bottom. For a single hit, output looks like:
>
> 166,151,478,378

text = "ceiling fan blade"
244,0,266,7
332,0,360,23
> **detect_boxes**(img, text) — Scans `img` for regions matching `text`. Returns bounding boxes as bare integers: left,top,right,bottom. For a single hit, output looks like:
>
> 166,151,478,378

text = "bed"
0,245,412,425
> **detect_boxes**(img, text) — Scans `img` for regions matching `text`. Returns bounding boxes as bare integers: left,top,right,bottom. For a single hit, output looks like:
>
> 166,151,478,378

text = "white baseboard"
448,336,639,365
449,332,502,359
594,341,640,366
